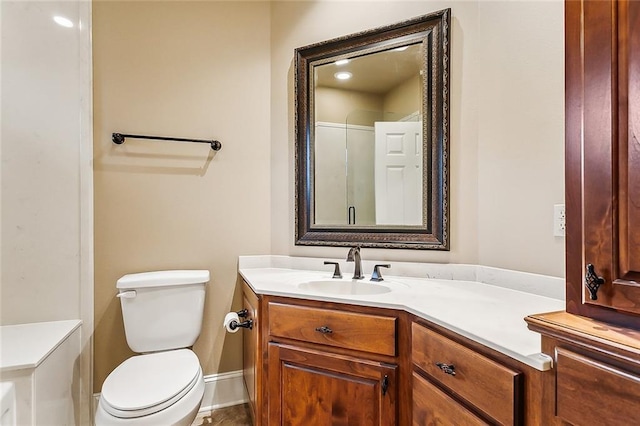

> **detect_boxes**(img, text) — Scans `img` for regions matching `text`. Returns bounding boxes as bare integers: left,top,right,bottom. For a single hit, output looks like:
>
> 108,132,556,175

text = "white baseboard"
199,370,248,412
92,370,247,416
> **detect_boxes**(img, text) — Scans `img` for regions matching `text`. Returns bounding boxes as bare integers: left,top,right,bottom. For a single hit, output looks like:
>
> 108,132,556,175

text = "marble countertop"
239,256,565,371
0,319,82,372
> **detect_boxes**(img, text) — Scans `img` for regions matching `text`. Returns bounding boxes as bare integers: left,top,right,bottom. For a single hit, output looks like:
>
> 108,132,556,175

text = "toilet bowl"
95,270,209,426
95,350,204,426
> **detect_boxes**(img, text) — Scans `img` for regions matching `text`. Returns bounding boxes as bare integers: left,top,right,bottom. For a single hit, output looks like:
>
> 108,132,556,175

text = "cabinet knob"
585,263,605,300
315,325,333,334
435,362,456,376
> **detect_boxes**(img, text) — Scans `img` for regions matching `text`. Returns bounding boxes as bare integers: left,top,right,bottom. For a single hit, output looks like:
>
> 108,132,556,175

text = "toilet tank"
117,270,209,353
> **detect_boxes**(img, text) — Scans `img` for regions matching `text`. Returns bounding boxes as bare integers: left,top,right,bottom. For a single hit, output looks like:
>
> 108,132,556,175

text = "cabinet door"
242,283,261,425
566,0,640,323
267,343,397,426
556,347,640,425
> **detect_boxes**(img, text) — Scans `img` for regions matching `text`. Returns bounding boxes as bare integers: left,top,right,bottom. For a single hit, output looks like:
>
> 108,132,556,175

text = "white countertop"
0,320,82,372
239,256,565,371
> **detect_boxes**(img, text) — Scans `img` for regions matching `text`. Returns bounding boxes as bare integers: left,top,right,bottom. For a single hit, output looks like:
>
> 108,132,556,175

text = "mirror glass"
295,10,450,249
314,43,424,227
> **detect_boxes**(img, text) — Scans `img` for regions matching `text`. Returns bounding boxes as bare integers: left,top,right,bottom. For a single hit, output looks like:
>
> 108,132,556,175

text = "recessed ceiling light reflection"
334,72,352,80
53,15,74,28
335,59,350,66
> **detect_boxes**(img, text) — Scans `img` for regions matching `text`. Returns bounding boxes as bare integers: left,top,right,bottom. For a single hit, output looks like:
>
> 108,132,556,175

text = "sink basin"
298,280,393,295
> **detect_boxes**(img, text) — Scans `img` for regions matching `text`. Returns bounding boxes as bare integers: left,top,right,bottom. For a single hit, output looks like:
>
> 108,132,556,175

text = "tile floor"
192,403,252,425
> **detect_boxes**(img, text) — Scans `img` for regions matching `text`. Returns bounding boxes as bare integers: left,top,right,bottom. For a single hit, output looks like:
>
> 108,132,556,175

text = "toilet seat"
101,349,201,419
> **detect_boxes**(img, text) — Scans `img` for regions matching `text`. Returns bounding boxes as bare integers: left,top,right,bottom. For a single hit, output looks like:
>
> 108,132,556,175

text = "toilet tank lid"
117,270,210,290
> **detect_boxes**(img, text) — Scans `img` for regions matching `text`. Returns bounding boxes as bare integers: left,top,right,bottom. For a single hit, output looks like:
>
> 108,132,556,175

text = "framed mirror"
295,10,450,250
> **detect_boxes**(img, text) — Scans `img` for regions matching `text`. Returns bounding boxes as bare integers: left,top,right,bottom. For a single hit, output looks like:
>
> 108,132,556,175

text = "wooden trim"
526,311,640,364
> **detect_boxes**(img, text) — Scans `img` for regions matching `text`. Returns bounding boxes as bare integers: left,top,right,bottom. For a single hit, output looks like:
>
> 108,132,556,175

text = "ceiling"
314,43,423,95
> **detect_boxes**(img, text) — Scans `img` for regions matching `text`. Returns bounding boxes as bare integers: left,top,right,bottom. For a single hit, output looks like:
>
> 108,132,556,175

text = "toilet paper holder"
229,309,253,330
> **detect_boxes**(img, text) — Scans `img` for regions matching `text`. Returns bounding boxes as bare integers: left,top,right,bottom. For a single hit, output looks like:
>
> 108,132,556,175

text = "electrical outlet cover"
553,204,565,237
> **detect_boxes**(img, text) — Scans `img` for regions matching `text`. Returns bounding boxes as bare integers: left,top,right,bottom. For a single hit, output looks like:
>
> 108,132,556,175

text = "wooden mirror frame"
295,9,450,250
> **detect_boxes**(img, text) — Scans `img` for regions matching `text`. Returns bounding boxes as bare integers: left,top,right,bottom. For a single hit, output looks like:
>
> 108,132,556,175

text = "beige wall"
271,1,564,277
92,0,564,393
315,87,383,125
92,1,271,391
383,75,422,120
476,0,565,275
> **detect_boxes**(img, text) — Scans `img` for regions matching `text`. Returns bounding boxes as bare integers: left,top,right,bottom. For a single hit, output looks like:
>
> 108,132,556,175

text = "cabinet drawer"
412,323,522,425
556,347,640,425
413,371,488,426
268,302,396,356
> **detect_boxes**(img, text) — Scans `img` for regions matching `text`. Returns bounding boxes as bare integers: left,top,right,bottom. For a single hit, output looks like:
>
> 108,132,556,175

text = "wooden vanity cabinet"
264,297,406,426
526,312,640,426
243,279,549,426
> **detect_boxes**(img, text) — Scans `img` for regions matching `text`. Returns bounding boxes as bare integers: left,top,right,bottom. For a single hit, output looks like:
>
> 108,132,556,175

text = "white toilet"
95,270,209,426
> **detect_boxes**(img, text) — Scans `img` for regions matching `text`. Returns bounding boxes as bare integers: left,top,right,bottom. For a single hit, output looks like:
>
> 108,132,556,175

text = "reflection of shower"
345,110,380,226
343,109,419,225
314,109,421,226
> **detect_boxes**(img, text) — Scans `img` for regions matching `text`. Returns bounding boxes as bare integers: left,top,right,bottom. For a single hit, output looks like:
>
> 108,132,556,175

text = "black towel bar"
112,133,222,151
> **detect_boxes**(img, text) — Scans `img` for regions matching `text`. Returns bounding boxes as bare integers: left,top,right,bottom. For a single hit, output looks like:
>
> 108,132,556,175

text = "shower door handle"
348,206,356,224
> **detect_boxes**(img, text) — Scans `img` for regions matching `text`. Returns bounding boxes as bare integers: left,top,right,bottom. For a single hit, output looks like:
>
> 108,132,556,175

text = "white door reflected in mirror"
374,120,423,226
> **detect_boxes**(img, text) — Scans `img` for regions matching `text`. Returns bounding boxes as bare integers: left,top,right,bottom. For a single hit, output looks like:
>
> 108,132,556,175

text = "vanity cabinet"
411,321,526,425
242,278,549,426
264,297,403,425
526,312,640,425
565,0,640,324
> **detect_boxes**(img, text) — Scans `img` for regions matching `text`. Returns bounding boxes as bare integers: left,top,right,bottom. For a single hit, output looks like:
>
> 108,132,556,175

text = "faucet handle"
324,261,342,279
371,264,391,282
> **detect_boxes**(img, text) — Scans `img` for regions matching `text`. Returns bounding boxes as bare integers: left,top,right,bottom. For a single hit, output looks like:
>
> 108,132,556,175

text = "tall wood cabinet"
527,2,640,424
565,0,640,325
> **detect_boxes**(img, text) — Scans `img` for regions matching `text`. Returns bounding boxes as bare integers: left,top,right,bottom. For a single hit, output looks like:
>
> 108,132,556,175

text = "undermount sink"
298,280,393,295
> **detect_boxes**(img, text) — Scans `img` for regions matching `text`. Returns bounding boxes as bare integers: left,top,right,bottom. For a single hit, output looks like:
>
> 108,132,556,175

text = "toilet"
95,270,209,426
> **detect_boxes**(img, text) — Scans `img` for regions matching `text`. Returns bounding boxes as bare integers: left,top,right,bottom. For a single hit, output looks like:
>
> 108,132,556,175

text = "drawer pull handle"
315,326,333,334
435,362,456,376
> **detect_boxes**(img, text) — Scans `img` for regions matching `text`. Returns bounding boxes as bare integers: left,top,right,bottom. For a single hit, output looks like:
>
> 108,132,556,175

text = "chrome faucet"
346,247,364,279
